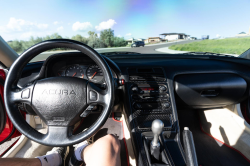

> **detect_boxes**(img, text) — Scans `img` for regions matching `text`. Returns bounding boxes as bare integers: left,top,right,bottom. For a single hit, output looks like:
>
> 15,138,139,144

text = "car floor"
73,113,129,166
178,109,250,166
7,113,131,166
14,127,52,158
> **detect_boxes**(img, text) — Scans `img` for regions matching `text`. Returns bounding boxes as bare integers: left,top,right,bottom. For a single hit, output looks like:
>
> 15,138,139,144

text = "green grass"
169,37,250,55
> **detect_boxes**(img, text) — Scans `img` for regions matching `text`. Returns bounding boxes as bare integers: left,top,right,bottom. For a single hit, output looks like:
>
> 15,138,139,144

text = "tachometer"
65,65,84,78
87,65,103,83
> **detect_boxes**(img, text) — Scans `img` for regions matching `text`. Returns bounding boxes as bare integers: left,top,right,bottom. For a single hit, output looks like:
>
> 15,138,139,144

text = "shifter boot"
150,144,161,160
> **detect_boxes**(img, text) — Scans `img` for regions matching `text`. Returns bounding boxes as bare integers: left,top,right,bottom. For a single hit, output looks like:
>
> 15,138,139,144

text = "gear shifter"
150,119,164,160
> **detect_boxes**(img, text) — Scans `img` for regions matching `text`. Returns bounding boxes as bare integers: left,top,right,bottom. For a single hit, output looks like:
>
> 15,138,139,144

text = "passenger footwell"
178,109,250,166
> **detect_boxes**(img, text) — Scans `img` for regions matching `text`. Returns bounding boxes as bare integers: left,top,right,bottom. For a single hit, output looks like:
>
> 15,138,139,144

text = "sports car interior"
1,38,250,166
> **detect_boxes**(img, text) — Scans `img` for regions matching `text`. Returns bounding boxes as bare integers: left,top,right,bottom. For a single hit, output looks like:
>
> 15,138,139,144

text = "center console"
128,68,173,131
126,68,190,166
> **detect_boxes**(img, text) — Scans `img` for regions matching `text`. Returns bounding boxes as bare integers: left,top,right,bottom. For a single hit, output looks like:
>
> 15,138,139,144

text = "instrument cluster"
55,63,116,84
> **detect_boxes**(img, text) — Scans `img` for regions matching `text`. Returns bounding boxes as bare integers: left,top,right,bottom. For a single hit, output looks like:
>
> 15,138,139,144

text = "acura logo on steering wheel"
42,89,76,95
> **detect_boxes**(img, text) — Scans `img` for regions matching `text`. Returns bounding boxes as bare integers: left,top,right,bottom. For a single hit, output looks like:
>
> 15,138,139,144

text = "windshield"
1,0,250,62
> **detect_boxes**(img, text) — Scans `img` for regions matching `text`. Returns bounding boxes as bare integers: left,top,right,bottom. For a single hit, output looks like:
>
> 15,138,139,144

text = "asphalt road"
98,40,198,54
31,40,199,62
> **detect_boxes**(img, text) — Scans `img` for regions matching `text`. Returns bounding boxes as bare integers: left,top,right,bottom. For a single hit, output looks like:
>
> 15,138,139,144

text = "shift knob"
151,119,164,147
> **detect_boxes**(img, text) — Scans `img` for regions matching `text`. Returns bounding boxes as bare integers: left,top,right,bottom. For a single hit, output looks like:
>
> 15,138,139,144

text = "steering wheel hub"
32,77,87,126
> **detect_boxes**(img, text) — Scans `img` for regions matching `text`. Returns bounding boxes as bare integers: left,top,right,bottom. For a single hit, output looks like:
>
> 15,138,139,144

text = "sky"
0,0,250,41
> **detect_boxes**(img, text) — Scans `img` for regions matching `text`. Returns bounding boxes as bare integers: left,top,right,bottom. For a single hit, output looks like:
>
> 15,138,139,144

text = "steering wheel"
4,39,115,146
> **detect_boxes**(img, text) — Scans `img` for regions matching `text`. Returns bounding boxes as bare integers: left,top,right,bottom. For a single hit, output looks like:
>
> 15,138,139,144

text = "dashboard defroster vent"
128,68,166,82
129,74,166,81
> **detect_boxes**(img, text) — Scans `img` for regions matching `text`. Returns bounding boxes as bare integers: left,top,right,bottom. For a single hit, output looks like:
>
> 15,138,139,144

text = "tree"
87,31,102,48
50,33,62,39
71,34,88,44
112,36,127,47
88,31,97,37
8,40,22,53
7,30,127,53
43,35,51,40
100,28,114,47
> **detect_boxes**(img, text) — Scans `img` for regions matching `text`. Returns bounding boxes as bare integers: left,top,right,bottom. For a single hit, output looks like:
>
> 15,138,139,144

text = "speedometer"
65,65,84,78
86,65,103,83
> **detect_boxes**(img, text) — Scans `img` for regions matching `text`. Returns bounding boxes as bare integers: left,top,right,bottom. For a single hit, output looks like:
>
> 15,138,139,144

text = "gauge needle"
90,72,97,80
81,74,84,78
58,73,61,76
72,72,77,77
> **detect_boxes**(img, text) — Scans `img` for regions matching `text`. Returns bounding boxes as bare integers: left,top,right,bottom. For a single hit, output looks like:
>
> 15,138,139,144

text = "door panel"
0,95,6,134
0,69,22,144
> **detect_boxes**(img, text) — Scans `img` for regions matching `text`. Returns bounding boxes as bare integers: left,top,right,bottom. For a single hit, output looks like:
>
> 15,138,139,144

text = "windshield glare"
1,0,250,62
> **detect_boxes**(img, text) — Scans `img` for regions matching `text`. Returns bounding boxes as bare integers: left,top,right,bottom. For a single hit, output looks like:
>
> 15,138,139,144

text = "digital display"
140,87,155,91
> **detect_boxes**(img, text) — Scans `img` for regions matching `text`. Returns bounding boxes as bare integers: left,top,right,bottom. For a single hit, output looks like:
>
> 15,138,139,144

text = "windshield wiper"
183,52,238,57
100,52,141,56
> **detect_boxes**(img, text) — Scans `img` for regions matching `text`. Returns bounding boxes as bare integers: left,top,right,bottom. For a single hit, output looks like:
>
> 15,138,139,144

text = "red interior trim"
240,101,250,125
112,113,130,166
199,123,250,163
0,69,22,142
112,113,122,122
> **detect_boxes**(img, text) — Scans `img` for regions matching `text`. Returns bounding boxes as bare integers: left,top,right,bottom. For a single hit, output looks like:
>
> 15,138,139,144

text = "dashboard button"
22,89,30,99
89,91,97,101
132,87,138,93
162,102,170,108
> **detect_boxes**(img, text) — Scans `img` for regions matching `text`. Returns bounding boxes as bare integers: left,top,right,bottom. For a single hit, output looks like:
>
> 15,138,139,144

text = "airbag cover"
32,77,87,126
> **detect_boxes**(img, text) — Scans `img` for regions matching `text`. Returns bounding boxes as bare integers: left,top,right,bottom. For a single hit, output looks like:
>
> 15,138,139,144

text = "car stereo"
130,84,171,113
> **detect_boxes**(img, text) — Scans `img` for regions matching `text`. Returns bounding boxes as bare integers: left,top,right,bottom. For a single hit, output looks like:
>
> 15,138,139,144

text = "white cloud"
117,34,121,37
54,21,63,25
0,26,5,32
126,33,132,36
72,21,92,31
216,34,221,38
97,33,100,37
57,26,64,31
0,17,48,33
36,24,49,30
20,32,34,39
95,19,117,31
19,31,53,40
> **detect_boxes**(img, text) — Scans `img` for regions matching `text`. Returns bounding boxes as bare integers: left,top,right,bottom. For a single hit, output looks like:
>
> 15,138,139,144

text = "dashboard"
20,52,250,109
44,52,117,84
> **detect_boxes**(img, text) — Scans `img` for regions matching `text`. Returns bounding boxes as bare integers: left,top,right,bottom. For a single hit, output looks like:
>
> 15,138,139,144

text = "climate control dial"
159,85,167,91
132,87,139,93
162,102,170,108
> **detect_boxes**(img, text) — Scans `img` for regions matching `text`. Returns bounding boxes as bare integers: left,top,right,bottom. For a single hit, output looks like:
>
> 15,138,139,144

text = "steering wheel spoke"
87,82,109,108
45,126,74,145
10,83,35,105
